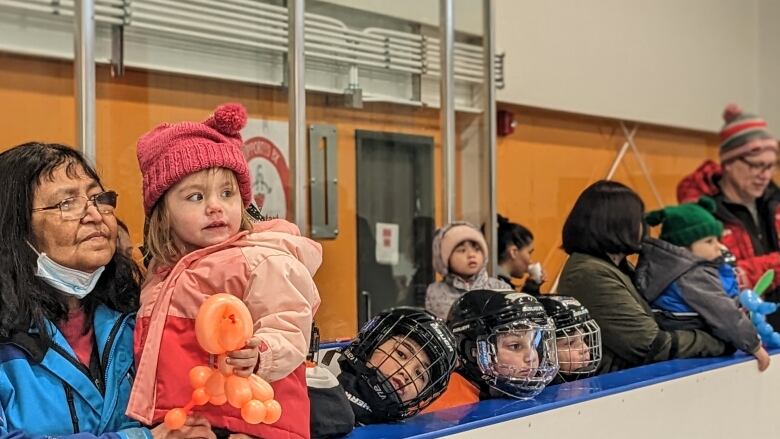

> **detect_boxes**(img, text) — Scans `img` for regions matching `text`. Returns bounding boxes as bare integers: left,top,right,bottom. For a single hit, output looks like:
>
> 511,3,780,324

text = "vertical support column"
483,0,498,276
75,0,96,163
288,0,308,234
440,0,455,224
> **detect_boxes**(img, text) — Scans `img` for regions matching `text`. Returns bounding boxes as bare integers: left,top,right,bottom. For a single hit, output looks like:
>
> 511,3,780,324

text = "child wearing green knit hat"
636,197,770,372
648,197,725,262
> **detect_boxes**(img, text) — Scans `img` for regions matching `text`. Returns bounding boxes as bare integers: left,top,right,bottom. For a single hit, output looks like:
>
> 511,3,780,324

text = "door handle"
361,290,372,321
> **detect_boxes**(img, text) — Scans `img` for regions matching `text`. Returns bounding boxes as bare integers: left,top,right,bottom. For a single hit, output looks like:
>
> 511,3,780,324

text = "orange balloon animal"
164,294,282,429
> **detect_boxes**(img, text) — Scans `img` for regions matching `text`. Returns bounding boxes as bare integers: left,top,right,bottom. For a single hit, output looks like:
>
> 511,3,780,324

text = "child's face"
556,334,590,374
495,331,540,378
368,336,431,403
449,240,484,278
689,236,722,261
165,168,243,253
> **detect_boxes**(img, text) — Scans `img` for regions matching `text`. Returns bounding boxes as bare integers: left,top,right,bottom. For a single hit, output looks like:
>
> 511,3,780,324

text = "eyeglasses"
32,191,118,220
738,157,777,174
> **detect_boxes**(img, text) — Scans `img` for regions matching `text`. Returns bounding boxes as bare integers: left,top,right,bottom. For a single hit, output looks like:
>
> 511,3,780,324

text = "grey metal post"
75,0,96,163
288,0,308,234
483,0,498,276
440,0,455,224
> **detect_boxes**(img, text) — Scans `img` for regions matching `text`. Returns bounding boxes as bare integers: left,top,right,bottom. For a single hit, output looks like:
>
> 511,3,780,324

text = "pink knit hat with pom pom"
137,103,252,215
719,103,778,162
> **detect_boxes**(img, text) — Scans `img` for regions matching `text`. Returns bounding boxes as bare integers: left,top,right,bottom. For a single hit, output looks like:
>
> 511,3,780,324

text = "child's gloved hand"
227,336,263,377
754,346,771,372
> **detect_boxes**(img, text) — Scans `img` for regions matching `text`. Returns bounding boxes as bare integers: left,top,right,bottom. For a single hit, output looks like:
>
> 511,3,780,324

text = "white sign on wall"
241,119,289,220
375,222,400,265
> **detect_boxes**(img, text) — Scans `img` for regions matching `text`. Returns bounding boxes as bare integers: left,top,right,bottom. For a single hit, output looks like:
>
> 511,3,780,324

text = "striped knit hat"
719,103,778,162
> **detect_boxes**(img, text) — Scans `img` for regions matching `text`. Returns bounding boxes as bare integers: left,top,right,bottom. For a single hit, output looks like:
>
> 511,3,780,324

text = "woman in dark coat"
557,180,727,373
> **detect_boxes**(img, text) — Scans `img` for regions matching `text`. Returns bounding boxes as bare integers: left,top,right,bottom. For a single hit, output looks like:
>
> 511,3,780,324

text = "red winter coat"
677,160,780,290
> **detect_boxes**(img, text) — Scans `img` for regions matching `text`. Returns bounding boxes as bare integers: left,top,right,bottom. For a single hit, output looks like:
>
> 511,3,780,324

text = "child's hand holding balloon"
227,337,263,378
164,294,282,430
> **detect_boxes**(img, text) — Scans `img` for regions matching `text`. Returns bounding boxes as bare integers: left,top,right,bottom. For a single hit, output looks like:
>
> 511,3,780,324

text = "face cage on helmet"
365,327,452,418
475,319,559,400
555,319,602,378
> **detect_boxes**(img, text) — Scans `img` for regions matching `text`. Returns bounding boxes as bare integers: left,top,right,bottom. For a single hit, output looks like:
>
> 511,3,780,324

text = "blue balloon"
759,302,779,314
770,332,780,348
740,288,780,347
739,291,752,307
740,291,761,312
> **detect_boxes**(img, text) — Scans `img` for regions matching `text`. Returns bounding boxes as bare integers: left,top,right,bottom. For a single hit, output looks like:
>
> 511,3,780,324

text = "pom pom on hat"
207,103,248,136
722,103,742,124
696,196,717,214
645,209,666,227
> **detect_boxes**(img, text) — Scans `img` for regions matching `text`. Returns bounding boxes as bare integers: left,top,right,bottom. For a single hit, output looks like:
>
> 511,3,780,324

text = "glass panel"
94,0,290,266
454,0,489,226
355,131,434,326
0,2,76,150
305,0,446,340
495,109,720,294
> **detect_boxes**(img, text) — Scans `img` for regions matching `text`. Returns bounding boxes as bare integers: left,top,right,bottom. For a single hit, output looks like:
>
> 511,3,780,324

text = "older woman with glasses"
0,142,213,439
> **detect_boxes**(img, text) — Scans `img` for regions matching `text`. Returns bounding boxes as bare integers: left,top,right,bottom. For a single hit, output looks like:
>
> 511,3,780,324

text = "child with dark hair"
425,222,509,319
496,214,545,295
312,307,457,436
557,180,727,373
636,197,770,371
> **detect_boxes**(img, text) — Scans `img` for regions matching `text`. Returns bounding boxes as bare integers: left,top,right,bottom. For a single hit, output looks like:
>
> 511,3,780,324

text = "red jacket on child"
127,220,322,439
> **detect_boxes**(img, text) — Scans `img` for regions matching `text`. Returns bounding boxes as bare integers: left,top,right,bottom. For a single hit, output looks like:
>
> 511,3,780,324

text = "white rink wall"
447,355,780,439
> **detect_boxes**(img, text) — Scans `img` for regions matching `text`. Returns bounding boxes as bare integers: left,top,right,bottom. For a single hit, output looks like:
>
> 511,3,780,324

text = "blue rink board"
345,348,780,439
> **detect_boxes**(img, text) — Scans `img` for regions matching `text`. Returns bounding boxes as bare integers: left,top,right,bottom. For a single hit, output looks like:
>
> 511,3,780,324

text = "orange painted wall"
0,53,75,147
495,104,720,290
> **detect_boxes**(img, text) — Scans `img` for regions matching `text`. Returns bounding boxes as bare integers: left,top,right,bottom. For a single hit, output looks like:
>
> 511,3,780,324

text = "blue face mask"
28,243,105,299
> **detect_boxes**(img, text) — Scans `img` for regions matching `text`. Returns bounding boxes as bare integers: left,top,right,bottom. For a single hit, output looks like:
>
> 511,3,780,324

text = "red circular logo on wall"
242,136,289,219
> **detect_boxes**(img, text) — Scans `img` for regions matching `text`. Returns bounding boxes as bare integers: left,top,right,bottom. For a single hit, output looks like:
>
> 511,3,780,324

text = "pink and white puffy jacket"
127,219,322,439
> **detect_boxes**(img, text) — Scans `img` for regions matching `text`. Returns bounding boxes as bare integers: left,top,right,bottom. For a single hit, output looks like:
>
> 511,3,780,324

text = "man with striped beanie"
677,104,780,327
719,104,778,164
